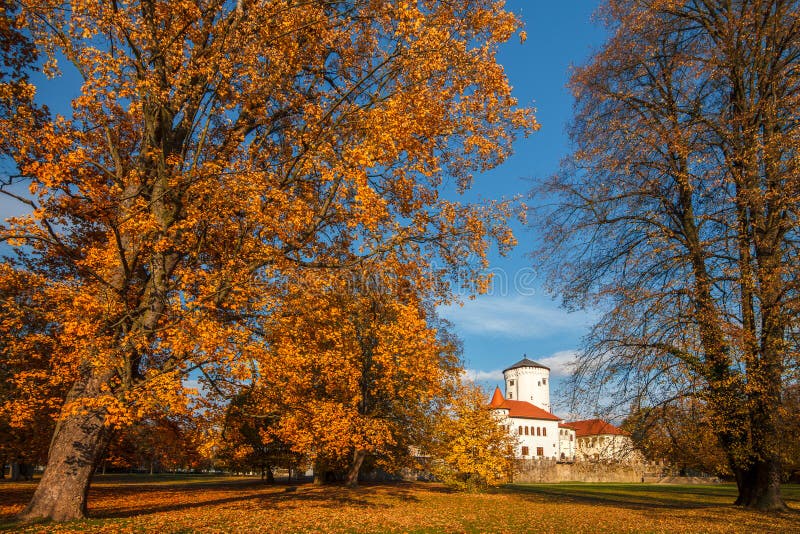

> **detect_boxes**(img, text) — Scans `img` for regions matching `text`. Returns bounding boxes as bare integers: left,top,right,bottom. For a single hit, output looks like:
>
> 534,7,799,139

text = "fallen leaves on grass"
1,478,798,533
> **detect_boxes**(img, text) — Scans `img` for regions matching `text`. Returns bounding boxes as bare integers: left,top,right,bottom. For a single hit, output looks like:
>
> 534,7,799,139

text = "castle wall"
513,458,644,483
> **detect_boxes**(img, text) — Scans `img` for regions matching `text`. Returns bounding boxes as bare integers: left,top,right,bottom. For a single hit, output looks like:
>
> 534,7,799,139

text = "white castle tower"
502,355,551,413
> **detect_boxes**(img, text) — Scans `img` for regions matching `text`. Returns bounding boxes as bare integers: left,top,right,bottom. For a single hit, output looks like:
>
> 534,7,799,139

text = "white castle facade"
489,356,634,462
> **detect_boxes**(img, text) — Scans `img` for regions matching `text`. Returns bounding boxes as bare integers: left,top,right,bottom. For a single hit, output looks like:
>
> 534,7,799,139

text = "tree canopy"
0,0,534,521
537,0,799,511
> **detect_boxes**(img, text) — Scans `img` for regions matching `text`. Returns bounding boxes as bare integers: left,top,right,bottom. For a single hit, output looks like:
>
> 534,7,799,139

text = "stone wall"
513,458,645,483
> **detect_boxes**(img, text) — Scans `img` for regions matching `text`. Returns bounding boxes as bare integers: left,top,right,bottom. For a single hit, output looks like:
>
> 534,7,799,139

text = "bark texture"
345,449,367,488
18,370,111,522
734,461,787,511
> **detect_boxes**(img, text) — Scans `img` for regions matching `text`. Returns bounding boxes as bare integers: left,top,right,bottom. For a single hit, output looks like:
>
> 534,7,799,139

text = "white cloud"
537,349,579,377
463,349,579,389
463,368,504,382
438,294,591,340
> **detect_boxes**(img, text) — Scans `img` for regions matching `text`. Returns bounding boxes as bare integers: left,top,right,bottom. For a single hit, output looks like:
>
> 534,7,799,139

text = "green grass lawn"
1,476,798,533
510,481,800,508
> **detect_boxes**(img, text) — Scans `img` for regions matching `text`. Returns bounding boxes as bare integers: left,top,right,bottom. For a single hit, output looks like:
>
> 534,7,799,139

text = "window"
543,427,546,437
537,381,541,386
508,392,513,399
518,426,523,435
536,447,544,456
521,446,529,456
524,426,529,435
509,380,515,386
536,427,541,436
570,434,573,442
543,378,547,385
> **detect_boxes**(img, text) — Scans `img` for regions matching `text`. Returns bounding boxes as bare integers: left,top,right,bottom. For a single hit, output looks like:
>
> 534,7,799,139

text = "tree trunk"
345,449,366,488
264,464,274,483
313,458,326,485
734,459,787,511
18,370,112,522
10,462,21,482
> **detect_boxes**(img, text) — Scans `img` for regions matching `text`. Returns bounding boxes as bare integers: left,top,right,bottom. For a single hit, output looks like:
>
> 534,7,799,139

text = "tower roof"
487,387,560,421
503,355,550,373
489,387,505,408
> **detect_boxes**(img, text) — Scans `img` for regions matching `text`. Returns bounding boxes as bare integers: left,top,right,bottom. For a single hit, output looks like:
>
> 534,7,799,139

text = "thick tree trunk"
345,449,366,488
313,458,326,485
18,370,112,522
264,464,274,483
10,462,21,481
734,459,787,511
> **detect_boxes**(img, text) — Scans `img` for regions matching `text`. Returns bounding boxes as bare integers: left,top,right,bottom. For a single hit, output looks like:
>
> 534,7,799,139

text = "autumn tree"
781,383,800,481
428,382,517,491
214,390,302,481
0,0,534,521
101,414,204,474
0,0,41,143
0,265,63,480
537,0,799,510
240,265,462,488
0,3,53,480
624,398,730,477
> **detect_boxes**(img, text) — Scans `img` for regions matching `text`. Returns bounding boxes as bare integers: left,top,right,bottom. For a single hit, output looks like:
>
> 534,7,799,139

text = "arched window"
518,426,523,435
536,427,541,436
543,427,547,437
524,426,529,435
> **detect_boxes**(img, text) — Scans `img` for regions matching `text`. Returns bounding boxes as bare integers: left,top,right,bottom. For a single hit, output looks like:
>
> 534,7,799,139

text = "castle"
489,356,633,462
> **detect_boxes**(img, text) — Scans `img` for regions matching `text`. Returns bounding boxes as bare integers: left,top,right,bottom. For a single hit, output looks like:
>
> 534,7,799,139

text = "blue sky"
437,0,606,413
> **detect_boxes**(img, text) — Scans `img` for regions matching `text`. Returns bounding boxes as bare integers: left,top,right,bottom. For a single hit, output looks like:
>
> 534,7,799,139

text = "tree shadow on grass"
507,483,800,519
509,484,724,510
89,480,423,520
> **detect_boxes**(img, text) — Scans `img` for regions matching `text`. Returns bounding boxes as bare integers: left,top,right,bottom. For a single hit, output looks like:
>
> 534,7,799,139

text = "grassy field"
1,475,798,533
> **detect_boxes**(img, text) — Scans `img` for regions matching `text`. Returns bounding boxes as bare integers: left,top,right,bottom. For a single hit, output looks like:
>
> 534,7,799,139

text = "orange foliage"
226,265,463,480
0,0,535,520
429,382,518,491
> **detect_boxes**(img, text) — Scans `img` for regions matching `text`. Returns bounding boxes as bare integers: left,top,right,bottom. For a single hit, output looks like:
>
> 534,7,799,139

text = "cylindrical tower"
503,356,551,412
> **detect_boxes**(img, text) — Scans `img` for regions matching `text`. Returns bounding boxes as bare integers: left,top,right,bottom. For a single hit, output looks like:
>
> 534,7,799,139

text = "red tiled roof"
558,422,576,429
568,418,628,437
488,387,561,421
